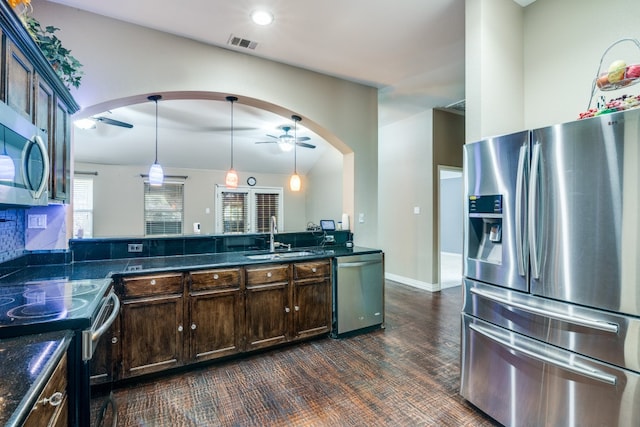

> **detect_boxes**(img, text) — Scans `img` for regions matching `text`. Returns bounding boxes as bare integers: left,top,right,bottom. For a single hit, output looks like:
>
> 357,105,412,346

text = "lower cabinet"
245,264,291,351
103,260,332,382
118,273,184,379
188,268,244,362
23,353,68,427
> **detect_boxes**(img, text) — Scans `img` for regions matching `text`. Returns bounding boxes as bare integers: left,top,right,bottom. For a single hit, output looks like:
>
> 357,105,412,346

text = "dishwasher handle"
338,260,382,268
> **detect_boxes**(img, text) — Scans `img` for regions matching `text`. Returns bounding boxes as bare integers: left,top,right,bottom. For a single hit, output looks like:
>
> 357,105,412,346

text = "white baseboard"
385,272,440,292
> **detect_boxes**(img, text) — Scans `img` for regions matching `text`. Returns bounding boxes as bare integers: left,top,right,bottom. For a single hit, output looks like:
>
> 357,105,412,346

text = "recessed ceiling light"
251,10,274,26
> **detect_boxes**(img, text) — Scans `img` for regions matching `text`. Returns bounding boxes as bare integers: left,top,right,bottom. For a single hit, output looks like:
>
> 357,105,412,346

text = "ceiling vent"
227,35,258,50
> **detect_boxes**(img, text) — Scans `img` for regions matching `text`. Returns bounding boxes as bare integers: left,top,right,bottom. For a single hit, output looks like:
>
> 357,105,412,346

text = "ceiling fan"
74,113,133,130
255,126,316,150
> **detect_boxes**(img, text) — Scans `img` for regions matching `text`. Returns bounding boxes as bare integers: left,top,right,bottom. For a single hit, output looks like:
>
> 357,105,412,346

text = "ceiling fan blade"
294,136,311,142
265,134,280,140
296,142,316,149
255,141,277,144
95,116,133,128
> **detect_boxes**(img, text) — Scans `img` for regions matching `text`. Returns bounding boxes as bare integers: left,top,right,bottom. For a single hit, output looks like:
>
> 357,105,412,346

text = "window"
144,182,184,235
215,185,283,234
73,177,93,238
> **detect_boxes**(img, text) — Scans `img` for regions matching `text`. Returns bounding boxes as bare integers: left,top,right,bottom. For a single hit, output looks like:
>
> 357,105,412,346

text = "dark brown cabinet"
23,352,68,427
89,315,120,386
188,268,244,362
50,99,70,202
244,264,291,351
105,259,333,382
292,261,332,339
5,39,34,121
118,273,184,379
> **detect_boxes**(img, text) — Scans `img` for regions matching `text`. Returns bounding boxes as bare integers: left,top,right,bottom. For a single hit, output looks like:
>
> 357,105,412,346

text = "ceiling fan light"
74,118,96,130
225,168,239,188
148,162,164,186
279,141,294,152
0,154,15,181
251,10,274,26
289,173,301,192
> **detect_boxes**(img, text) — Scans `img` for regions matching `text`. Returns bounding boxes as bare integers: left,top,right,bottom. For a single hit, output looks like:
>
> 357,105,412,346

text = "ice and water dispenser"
467,195,502,264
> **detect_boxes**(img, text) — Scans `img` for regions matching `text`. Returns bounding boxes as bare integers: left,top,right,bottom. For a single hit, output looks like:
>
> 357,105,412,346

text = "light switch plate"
28,214,47,229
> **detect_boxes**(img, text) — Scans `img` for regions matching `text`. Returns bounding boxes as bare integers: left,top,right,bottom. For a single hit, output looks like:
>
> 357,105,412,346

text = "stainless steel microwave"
0,102,49,207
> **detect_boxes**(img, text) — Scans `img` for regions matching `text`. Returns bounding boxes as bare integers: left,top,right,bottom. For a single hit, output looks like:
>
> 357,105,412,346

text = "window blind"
221,191,248,233
144,182,184,235
254,192,279,233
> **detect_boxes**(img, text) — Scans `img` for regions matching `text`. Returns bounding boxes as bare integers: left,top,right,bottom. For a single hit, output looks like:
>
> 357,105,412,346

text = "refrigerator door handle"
470,287,620,333
528,142,541,279
515,143,528,277
469,322,618,385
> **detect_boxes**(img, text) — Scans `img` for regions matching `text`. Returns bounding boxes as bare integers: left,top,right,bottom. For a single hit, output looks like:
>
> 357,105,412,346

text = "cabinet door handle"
40,391,64,407
285,307,290,313
311,268,317,273
150,279,156,285
213,274,219,280
267,272,272,278
111,337,118,344
295,305,300,311
178,325,183,332
191,324,197,330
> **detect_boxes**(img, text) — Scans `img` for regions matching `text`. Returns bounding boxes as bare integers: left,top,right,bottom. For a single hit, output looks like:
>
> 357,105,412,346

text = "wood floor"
91,281,499,426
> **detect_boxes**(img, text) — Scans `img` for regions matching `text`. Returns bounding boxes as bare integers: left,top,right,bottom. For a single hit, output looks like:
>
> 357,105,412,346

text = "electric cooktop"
0,278,112,338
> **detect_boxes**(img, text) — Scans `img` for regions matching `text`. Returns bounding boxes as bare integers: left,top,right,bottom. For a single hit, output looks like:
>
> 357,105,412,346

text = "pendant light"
289,115,301,192
147,95,164,186
225,96,239,188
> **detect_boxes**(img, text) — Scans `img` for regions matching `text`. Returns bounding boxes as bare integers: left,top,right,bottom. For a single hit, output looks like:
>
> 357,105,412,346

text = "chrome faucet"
269,215,277,252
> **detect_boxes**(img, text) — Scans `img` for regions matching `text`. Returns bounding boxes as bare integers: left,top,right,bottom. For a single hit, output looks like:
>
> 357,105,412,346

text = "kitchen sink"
245,251,315,260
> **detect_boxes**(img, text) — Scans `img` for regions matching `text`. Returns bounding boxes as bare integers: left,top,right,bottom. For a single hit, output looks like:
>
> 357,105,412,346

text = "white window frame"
215,185,284,234
72,176,94,238
144,180,185,236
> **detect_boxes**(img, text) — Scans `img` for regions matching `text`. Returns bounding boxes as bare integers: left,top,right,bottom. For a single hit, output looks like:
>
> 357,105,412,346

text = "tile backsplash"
0,209,25,263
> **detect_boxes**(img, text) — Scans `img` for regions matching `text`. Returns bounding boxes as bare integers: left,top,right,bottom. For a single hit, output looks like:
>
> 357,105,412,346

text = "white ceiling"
42,0,529,173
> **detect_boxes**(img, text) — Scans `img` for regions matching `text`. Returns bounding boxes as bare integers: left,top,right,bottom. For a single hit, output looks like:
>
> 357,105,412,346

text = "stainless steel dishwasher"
332,252,385,337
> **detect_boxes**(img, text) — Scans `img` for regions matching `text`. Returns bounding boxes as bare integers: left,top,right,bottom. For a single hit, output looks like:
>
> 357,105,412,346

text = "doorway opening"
438,166,463,289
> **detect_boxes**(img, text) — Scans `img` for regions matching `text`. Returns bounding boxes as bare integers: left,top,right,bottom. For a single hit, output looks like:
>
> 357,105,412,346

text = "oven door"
82,290,120,361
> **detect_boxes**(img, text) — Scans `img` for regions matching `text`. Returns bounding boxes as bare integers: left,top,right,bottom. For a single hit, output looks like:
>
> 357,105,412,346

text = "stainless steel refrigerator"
460,108,640,426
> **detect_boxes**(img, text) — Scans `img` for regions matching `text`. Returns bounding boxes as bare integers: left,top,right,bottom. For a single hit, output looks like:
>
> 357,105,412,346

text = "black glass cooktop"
0,278,112,338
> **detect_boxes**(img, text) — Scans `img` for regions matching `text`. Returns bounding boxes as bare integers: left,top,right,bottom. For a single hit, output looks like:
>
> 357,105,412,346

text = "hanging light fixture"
0,127,15,182
225,96,239,188
147,95,164,186
289,115,301,192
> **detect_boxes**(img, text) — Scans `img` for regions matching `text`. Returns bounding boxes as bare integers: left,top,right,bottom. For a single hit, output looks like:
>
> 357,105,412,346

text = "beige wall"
305,148,344,228
76,162,308,237
33,1,378,246
379,109,464,290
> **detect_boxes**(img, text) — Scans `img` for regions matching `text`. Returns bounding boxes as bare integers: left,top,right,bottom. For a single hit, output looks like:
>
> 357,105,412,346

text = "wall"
379,109,464,290
75,162,307,237
439,173,463,254
32,1,379,248
305,147,344,228
524,0,640,129
0,209,25,263
465,0,524,142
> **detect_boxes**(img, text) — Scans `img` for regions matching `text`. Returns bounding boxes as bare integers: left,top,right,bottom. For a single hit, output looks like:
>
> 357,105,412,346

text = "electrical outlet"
128,243,143,253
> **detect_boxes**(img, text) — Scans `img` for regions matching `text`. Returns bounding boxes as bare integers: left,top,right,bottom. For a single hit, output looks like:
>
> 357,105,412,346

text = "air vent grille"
228,35,258,50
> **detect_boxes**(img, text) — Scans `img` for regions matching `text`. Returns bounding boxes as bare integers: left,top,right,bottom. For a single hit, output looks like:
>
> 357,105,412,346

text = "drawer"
120,273,183,298
246,264,290,285
190,268,241,291
294,261,330,280
23,353,67,427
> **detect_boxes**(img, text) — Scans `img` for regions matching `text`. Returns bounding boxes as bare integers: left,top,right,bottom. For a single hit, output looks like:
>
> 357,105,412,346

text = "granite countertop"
0,330,72,427
1,245,382,284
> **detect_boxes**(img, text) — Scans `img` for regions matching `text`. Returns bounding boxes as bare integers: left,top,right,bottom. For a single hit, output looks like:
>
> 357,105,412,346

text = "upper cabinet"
0,3,79,203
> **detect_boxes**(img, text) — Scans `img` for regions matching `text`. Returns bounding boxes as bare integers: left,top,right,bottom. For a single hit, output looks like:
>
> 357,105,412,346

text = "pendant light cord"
154,98,159,163
226,96,238,169
292,115,301,174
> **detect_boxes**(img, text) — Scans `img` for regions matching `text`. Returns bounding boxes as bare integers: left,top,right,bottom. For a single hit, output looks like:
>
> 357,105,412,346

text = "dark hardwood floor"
91,281,498,426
